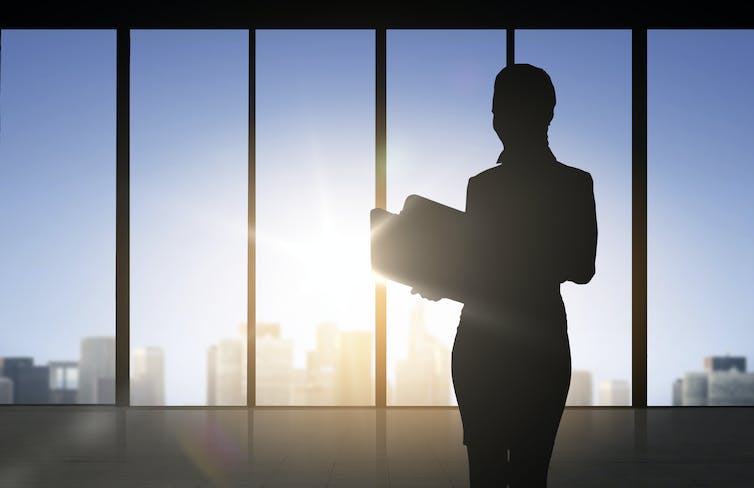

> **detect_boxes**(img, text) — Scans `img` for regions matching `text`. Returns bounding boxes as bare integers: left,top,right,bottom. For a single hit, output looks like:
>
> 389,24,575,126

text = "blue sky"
1,29,751,405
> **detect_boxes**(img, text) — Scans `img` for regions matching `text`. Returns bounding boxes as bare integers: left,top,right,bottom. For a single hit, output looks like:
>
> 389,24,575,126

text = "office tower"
255,323,294,405
207,339,245,405
132,347,165,405
316,322,339,369
257,322,281,339
566,370,593,406
0,357,49,403
598,379,630,406
708,370,754,406
682,372,708,406
672,378,683,406
336,330,373,405
79,337,115,404
0,376,14,403
394,303,451,405
302,322,339,405
704,356,746,373
48,361,78,403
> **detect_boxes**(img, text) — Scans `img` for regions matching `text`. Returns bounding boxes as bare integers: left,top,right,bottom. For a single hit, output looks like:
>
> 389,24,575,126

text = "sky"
0,29,751,406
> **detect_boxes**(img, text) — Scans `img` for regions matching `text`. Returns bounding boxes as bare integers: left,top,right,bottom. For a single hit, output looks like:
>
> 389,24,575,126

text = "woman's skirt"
452,303,571,451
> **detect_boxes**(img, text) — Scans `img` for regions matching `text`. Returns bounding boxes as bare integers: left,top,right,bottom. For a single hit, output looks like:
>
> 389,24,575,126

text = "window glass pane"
256,30,375,405
386,30,506,405
131,30,248,405
0,30,116,404
649,30,754,406
517,30,632,405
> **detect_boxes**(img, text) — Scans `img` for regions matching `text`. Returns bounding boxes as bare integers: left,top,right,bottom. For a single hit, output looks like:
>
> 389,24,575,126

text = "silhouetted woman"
452,64,597,487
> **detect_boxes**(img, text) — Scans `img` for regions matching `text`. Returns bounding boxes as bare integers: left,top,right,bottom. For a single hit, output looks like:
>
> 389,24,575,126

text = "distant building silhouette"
682,372,708,406
255,322,294,405
704,355,746,373
566,370,593,406
674,355,754,406
304,322,339,405
48,361,78,403
132,347,165,405
207,339,245,405
394,302,451,405
708,370,754,405
598,380,630,406
336,331,373,405
0,376,12,403
0,357,49,403
79,337,115,404
672,378,683,406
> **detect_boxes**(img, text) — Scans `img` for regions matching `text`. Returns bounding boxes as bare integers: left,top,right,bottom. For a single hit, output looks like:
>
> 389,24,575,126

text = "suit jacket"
461,151,597,321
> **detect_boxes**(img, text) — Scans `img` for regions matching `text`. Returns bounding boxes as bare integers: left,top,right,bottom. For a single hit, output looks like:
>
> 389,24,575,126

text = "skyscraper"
704,355,746,373
336,330,373,405
255,323,294,405
304,322,339,405
682,372,708,406
207,339,245,406
394,303,451,405
672,378,683,406
566,370,593,406
79,337,115,404
708,369,754,406
598,380,630,406
132,347,165,405
0,376,14,403
0,357,49,403
48,361,78,403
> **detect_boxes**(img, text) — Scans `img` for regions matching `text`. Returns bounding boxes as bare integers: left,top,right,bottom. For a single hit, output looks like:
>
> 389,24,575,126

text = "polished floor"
1,407,753,487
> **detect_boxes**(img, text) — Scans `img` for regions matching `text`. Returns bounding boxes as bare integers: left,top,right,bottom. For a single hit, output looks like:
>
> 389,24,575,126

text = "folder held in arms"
370,195,467,303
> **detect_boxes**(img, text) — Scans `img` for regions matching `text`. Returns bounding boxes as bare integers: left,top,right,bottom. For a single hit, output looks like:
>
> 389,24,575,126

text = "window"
256,30,375,405
0,30,116,404
130,30,248,405
648,30,754,406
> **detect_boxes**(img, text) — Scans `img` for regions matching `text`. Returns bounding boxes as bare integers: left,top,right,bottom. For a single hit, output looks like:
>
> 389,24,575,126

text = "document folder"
370,195,467,303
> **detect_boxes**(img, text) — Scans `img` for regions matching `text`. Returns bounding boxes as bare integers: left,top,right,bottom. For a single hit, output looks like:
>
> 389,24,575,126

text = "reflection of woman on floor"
451,64,597,487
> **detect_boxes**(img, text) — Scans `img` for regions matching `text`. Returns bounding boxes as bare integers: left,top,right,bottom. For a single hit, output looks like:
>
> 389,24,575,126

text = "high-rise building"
48,361,78,403
79,337,115,404
0,357,49,403
132,347,165,405
302,322,339,405
704,356,746,373
598,380,630,406
566,370,593,406
394,303,451,405
255,324,294,405
207,339,245,405
0,376,14,403
672,378,683,406
682,372,708,406
336,330,373,405
708,370,754,406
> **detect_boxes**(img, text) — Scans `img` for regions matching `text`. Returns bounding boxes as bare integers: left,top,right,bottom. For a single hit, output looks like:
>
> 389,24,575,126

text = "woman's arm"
566,172,597,284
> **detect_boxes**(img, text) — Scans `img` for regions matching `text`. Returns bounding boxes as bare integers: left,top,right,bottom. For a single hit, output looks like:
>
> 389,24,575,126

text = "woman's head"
492,64,556,146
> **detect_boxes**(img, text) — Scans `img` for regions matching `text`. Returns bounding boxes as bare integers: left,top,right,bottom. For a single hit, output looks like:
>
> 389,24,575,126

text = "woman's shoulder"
552,160,593,184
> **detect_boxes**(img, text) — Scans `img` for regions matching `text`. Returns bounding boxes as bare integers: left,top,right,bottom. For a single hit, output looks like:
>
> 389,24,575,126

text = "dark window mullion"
115,28,130,407
247,29,257,408
375,28,387,408
632,29,648,408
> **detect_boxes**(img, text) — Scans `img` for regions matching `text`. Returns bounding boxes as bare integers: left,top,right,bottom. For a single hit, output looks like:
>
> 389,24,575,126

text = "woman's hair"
492,64,556,124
